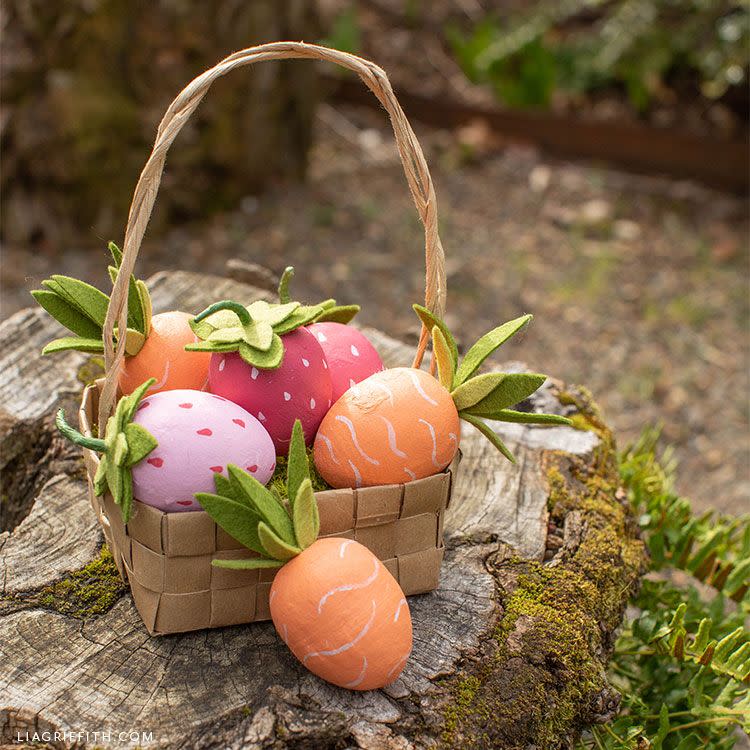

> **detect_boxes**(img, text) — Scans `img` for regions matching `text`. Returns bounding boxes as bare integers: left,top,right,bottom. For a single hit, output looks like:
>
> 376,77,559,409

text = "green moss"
438,390,647,748
270,447,330,499
4,546,126,619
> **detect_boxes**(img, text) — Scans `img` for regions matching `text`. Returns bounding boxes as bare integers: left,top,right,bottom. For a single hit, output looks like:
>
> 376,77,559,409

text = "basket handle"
99,41,446,427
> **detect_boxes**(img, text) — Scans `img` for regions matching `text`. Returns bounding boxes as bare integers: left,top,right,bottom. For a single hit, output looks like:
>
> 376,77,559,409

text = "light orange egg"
270,537,413,690
313,367,460,488
118,310,210,395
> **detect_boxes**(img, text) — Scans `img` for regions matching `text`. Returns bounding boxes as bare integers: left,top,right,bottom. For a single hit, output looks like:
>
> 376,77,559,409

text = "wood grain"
0,270,639,749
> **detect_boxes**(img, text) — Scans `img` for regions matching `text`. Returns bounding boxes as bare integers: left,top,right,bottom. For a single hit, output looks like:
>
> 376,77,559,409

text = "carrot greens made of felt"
55,378,158,522
187,265,359,368
413,305,573,463
196,419,320,569
31,242,153,357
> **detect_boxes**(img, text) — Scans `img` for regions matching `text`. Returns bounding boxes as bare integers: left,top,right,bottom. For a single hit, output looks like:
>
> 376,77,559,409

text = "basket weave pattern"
81,382,455,635
80,41,454,636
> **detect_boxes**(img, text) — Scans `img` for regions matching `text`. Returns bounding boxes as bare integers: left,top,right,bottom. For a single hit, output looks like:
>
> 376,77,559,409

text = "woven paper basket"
79,41,456,636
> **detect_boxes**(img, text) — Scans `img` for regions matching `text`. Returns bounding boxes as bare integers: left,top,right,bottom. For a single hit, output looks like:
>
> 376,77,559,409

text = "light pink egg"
132,389,275,513
306,322,384,404
208,328,332,452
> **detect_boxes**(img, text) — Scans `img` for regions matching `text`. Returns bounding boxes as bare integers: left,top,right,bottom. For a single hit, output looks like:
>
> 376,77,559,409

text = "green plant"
578,428,749,748
447,1,749,111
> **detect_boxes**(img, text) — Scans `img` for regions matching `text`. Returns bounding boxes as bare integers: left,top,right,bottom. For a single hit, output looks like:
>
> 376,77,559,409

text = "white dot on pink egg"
251,367,259,380
316,332,327,342
350,344,360,357
310,397,316,409
258,411,266,421
283,392,291,401
302,358,309,367
218,357,225,372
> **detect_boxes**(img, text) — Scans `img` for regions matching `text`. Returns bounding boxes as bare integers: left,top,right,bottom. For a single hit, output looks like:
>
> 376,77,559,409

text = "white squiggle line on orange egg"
407,370,438,406
379,416,407,458
394,598,407,622
317,558,379,613
335,416,380,465
372,381,395,405
404,467,416,481
339,539,355,558
418,418,441,469
344,657,368,689
348,460,362,488
147,361,170,393
269,590,276,603
317,433,340,465
303,600,376,664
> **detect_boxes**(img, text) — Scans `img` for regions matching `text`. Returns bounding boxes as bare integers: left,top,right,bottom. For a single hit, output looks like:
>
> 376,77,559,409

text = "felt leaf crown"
186,266,359,369
413,305,573,463
196,419,320,569
55,378,158,522
31,242,153,357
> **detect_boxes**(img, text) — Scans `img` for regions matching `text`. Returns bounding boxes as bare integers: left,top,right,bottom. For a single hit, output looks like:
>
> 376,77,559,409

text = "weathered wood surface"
0,270,645,749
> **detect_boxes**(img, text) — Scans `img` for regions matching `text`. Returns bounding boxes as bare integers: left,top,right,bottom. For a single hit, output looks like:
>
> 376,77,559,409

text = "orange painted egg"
118,311,210,395
270,538,412,690
313,367,460,488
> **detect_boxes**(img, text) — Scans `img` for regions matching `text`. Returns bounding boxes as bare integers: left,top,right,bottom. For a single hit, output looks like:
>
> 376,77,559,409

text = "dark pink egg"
208,327,332,451
307,322,384,404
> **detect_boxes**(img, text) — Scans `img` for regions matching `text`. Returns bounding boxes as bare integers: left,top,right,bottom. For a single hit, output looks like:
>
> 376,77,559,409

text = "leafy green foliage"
199,419,321,569
578,428,749,748
447,1,748,111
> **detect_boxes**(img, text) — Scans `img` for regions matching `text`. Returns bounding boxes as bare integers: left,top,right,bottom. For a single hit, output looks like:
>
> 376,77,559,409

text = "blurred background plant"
446,0,748,111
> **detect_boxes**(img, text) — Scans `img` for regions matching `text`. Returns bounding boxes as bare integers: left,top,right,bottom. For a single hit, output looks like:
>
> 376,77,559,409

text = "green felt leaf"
207,326,245,344
277,266,295,304
123,423,158,466
42,337,105,355
243,320,274,351
413,304,458,368
286,419,309,508
258,521,301,561
213,473,241,503
273,305,324,335
121,469,134,523
106,457,124,508
458,373,548,417
248,299,300,327
195,493,266,555
432,326,455,390
461,413,516,463
189,318,215,340
112,432,129,467
292,478,319,549
109,241,123,266
454,314,533,386
211,557,284,569
478,409,572,426
93,456,108,496
46,275,110,328
31,290,103,339
451,373,505,410
314,305,360,324
226,465,296,545
184,340,239,354
121,378,155,422
123,328,146,356
238,337,284,369
136,279,152,336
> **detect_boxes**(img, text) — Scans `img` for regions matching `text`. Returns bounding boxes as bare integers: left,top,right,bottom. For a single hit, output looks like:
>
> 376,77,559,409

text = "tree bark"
0,270,646,749
1,1,319,249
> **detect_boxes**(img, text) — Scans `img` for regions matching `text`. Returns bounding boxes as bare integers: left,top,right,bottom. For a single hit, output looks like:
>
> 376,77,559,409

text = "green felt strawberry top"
55,378,157,522
186,266,360,369
197,420,319,569
31,242,153,358
413,305,572,463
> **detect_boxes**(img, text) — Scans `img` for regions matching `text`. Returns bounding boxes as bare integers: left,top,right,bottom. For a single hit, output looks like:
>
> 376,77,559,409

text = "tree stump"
0,271,646,749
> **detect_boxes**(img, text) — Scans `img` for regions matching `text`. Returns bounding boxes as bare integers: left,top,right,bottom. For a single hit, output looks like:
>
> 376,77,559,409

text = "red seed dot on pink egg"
179,402,193,409
233,418,245,428
147,457,163,468
247,465,258,473
210,466,223,473
197,428,213,436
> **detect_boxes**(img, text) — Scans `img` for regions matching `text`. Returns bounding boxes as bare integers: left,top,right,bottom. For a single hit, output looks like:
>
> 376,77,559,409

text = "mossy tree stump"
0,271,646,749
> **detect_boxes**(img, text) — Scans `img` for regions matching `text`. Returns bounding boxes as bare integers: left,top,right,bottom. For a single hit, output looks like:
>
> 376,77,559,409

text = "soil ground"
2,104,748,515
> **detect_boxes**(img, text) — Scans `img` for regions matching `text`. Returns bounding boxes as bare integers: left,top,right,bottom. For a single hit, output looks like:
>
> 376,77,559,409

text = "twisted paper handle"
99,41,446,428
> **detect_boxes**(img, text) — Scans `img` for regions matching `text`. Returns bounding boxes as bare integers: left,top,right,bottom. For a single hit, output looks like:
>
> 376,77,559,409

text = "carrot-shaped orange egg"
315,306,573,488
31,242,209,395
197,420,413,691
